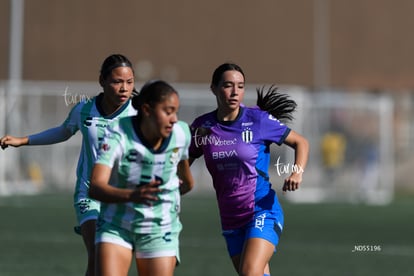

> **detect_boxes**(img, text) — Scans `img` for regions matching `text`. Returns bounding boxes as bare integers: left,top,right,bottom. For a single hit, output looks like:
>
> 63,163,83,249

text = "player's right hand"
0,135,28,149
130,179,162,205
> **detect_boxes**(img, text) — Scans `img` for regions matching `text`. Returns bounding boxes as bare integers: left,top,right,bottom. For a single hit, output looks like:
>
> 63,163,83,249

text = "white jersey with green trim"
96,117,191,234
62,94,137,203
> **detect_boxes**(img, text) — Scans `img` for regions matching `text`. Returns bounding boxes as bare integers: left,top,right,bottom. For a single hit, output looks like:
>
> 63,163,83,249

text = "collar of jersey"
216,106,244,125
95,93,131,119
133,117,172,153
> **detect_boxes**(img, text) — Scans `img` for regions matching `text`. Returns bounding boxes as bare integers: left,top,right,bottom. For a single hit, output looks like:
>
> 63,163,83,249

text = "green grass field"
1,192,413,276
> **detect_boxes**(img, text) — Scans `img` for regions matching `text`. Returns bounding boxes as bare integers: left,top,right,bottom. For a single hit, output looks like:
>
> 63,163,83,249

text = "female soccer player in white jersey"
189,63,309,276
0,54,137,276
89,80,194,276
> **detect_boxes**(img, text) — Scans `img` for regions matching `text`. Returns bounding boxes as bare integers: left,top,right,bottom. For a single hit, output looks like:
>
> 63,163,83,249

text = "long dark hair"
256,85,297,122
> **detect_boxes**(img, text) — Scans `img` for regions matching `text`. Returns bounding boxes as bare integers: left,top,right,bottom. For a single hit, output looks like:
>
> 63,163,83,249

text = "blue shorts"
222,210,283,257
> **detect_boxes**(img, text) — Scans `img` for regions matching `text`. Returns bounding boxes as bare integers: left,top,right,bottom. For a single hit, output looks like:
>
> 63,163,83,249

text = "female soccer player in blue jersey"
189,63,309,276
89,80,194,276
0,54,137,276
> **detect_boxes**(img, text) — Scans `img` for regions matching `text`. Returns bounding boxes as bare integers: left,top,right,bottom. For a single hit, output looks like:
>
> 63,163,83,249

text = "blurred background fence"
1,80,413,204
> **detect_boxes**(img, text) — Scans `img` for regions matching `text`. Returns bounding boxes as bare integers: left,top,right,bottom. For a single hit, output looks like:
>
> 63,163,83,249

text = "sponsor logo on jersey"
84,117,93,127
241,122,253,126
126,149,138,162
201,120,214,128
268,114,284,125
83,117,109,128
141,160,166,165
212,150,238,159
162,232,172,242
216,162,239,170
193,128,237,147
268,114,278,121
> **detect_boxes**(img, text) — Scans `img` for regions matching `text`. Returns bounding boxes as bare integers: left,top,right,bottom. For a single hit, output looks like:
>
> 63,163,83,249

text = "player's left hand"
282,172,302,192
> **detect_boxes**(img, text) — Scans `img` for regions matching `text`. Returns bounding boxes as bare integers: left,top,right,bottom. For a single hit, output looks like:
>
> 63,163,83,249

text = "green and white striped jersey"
96,117,191,234
62,94,137,203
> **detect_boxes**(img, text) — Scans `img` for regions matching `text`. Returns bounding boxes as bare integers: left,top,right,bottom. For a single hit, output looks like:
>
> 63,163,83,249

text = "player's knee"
239,263,264,276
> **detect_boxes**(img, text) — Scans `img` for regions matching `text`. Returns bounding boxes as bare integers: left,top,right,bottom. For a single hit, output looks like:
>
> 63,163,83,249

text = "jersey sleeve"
259,111,291,145
177,121,191,160
95,123,123,168
27,103,81,145
28,125,74,145
61,102,83,134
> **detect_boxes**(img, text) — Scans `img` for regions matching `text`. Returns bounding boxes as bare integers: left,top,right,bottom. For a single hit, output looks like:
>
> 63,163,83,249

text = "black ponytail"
256,85,297,122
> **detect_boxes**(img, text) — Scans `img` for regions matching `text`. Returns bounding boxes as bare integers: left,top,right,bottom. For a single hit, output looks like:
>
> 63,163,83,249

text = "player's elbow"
299,136,310,154
89,177,106,201
180,178,194,195
88,182,99,200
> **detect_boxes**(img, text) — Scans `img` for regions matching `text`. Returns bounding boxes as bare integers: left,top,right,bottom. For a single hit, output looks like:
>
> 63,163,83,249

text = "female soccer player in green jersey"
0,54,137,276
89,80,194,276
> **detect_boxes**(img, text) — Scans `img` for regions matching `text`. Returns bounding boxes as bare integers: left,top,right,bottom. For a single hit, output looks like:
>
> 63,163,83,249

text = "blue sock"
264,274,270,276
